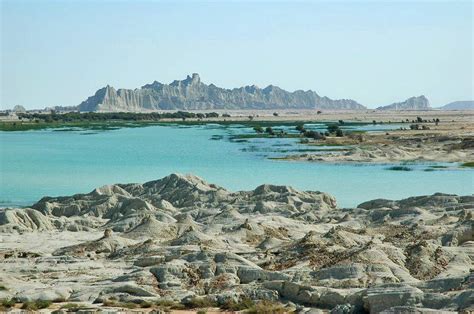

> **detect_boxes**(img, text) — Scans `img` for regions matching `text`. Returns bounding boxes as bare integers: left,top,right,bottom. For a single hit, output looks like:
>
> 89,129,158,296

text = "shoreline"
1,109,474,131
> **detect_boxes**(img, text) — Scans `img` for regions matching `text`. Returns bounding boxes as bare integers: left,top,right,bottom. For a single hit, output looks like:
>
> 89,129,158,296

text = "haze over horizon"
1,0,473,110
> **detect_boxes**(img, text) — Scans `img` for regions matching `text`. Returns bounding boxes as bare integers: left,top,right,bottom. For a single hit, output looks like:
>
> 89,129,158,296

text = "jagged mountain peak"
170,73,202,87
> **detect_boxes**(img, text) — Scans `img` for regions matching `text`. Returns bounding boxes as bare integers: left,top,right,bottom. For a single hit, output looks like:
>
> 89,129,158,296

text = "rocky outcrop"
24,173,336,232
0,208,54,232
377,96,431,111
78,73,366,111
0,174,472,313
52,229,135,257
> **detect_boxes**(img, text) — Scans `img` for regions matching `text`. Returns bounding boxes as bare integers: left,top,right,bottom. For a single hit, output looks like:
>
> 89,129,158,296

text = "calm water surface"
0,124,472,208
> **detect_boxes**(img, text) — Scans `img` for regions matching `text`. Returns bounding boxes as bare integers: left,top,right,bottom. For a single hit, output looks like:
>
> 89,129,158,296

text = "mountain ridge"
376,95,431,111
78,73,366,111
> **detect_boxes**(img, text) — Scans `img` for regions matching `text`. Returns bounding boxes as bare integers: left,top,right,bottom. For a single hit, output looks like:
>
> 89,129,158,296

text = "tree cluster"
17,111,221,123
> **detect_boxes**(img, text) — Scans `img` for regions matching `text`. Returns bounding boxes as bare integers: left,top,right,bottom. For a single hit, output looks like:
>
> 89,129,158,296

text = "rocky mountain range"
376,95,431,111
1,173,472,313
74,74,439,112
78,73,366,111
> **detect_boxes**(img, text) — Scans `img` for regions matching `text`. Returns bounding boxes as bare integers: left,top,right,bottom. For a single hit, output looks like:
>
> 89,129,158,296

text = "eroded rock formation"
78,74,366,111
0,174,472,313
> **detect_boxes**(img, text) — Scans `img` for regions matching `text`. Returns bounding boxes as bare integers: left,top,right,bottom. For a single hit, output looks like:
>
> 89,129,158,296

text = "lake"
1,123,472,208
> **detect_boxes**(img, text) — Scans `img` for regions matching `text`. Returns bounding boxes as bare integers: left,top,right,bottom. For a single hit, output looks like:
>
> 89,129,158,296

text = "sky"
1,0,473,109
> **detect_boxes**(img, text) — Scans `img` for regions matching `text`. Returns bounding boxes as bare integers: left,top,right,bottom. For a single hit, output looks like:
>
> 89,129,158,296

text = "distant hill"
12,105,26,113
78,73,366,112
377,96,431,111
438,101,474,110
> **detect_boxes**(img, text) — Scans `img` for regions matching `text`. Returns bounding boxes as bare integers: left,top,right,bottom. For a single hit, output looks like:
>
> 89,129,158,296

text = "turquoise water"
0,124,472,208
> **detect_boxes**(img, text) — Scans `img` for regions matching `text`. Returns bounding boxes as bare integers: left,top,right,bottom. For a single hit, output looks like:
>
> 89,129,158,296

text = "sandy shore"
160,109,474,124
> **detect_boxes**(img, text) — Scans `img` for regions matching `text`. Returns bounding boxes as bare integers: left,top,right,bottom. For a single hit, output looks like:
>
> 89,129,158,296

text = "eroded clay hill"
0,174,472,313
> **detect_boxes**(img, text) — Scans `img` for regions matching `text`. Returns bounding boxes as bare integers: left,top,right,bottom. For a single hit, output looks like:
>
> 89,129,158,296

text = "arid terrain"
0,174,472,313
3,0,473,313
281,126,474,164
240,110,474,165
162,109,474,124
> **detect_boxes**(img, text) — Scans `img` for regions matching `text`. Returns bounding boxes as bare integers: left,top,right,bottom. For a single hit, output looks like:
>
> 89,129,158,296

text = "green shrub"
102,299,140,309
139,301,153,308
170,303,186,310
253,126,264,133
205,112,219,118
221,297,255,311
61,303,79,309
304,130,325,140
155,299,185,310
122,302,138,309
21,300,52,310
185,297,217,309
246,300,288,314
1,299,16,308
102,299,117,307
327,124,340,133
37,300,53,309
60,303,88,310
295,124,305,133
461,161,474,167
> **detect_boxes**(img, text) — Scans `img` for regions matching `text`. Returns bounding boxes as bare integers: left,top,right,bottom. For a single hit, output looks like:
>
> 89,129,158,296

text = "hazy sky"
1,0,473,109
